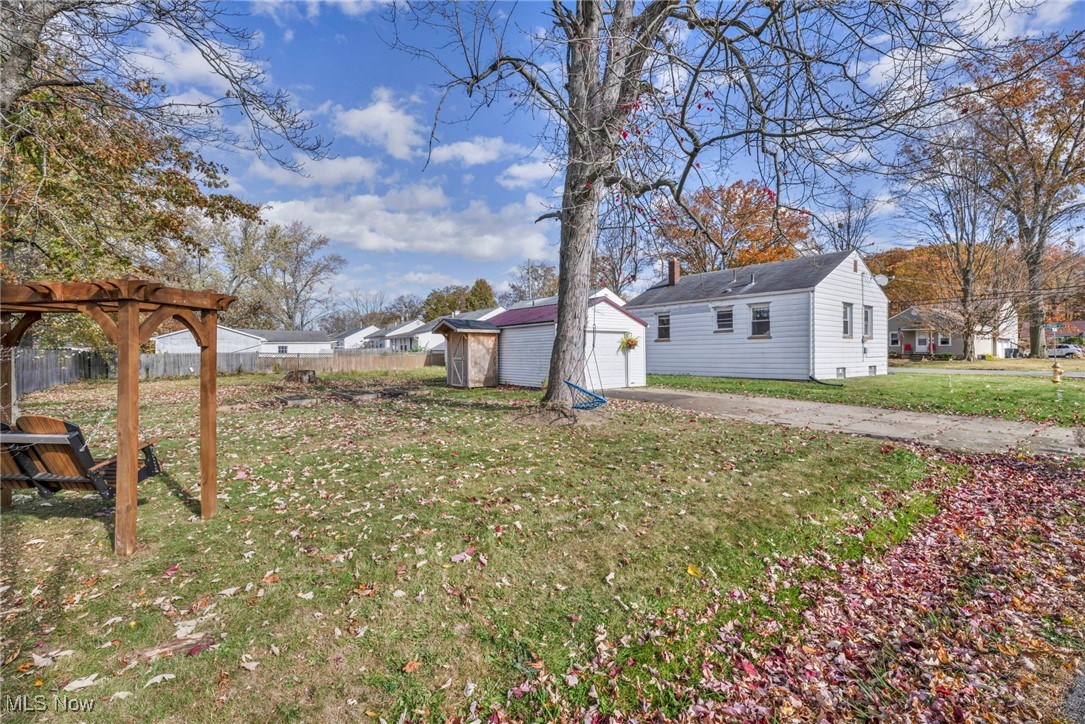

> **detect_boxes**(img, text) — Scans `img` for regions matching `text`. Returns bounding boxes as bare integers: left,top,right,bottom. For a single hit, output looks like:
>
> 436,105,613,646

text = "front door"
449,334,467,387
915,333,929,354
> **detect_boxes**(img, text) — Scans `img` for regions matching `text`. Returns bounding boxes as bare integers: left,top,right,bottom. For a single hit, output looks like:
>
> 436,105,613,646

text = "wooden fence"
13,349,111,396
13,348,443,398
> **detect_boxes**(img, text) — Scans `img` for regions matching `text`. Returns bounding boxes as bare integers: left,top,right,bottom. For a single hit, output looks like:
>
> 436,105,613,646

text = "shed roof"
627,251,853,308
388,306,505,338
488,297,647,328
433,318,500,334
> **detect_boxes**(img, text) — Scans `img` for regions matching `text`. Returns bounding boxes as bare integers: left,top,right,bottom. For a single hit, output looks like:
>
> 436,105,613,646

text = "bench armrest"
88,438,160,474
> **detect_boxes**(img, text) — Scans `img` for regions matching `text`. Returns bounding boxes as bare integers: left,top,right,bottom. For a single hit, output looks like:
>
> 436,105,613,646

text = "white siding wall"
633,292,812,380
154,328,262,354
338,328,377,348
498,324,556,387
259,342,333,355
811,252,889,379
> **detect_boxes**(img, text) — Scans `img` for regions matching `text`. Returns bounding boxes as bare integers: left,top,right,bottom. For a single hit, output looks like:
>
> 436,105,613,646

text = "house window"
836,367,847,379
863,305,873,338
842,303,854,337
657,313,670,341
277,345,288,354
750,305,770,337
939,333,951,346
869,365,878,376
890,331,900,346
715,307,734,332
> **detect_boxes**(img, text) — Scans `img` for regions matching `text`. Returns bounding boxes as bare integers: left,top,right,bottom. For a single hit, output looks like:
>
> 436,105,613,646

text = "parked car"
1048,344,1085,358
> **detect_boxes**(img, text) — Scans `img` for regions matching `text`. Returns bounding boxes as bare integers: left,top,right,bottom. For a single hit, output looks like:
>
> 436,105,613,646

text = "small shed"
433,318,500,388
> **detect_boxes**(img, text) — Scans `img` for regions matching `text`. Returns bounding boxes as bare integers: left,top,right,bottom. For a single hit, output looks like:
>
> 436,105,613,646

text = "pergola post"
114,300,141,556
199,312,218,519
1,314,12,512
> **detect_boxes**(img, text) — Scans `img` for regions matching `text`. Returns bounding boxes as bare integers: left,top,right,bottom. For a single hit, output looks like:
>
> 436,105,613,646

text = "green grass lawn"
649,371,1085,426
889,357,1085,373
0,369,935,720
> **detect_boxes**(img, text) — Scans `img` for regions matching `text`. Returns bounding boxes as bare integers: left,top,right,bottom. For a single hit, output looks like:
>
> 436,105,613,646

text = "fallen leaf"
64,673,100,691
144,673,175,688
403,661,422,673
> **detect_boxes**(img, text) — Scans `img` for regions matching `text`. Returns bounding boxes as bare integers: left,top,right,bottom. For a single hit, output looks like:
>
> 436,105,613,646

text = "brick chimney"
666,257,681,286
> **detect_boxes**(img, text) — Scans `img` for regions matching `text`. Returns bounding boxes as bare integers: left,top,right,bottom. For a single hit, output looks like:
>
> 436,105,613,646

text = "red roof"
488,297,647,328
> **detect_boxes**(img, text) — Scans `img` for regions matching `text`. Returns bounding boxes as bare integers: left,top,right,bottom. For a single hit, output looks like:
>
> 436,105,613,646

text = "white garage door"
584,331,630,390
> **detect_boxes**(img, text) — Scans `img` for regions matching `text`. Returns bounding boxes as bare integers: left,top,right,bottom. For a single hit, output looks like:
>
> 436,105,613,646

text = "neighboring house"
890,307,1019,358
387,306,505,353
626,251,889,380
486,294,647,389
333,325,380,349
152,326,333,356
507,288,625,310
153,325,265,355
367,320,424,350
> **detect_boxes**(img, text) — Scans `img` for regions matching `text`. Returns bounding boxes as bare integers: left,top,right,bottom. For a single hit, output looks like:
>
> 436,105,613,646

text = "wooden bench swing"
0,278,235,556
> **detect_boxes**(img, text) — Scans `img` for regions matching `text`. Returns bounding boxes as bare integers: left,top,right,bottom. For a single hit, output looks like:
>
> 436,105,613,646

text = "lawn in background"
649,371,1085,426
0,370,931,719
889,356,1085,373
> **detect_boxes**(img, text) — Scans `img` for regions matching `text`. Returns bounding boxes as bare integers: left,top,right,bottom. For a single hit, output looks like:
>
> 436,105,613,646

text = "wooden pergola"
1,278,235,556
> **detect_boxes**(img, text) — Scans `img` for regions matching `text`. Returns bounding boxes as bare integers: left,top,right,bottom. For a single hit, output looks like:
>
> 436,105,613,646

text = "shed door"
584,331,628,390
449,334,467,387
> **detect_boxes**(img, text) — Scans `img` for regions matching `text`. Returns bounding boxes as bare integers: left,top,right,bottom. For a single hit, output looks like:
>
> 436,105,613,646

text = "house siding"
498,324,556,388
811,251,889,379
632,291,813,380
259,342,333,355
154,327,262,354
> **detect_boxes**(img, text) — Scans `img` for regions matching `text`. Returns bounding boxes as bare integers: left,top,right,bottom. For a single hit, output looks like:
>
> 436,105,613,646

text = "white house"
626,251,889,380
507,288,626,309
152,326,334,356
368,320,424,350
486,295,647,389
388,306,505,352
889,306,1019,358
333,325,380,349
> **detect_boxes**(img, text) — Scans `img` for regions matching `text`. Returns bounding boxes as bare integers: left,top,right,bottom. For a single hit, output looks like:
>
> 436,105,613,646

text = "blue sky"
149,1,1085,300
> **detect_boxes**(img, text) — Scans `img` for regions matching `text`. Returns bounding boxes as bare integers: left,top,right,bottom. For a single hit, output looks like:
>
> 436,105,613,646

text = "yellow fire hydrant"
1052,360,1063,384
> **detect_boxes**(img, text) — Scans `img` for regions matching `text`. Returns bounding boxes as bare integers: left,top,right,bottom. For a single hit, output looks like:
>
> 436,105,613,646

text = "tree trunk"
543,160,604,406
1026,250,1046,357
962,334,975,361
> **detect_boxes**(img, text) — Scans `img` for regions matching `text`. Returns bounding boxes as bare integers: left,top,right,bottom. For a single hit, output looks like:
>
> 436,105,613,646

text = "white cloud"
399,271,460,288
333,88,423,160
430,136,528,166
249,155,381,188
263,189,553,261
497,160,560,190
134,26,236,96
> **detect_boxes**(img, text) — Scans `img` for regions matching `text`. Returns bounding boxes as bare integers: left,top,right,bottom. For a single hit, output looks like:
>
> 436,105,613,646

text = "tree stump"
284,369,317,384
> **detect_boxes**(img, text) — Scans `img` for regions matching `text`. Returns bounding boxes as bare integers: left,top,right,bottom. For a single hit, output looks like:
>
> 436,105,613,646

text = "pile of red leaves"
515,452,1085,721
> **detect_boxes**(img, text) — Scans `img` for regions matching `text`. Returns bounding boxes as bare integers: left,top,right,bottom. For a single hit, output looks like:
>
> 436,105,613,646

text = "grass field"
0,369,935,720
889,357,1085,373
649,371,1085,426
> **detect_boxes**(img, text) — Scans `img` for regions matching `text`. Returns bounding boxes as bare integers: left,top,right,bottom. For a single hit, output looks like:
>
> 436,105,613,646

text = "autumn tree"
393,1,1037,405
388,294,424,323
464,279,497,311
254,222,346,331
959,36,1085,356
500,260,560,306
654,181,808,272
319,290,394,335
1,1,323,279
421,285,470,321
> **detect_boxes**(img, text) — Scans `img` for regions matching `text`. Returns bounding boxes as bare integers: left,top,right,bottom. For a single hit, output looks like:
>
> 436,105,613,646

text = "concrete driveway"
607,387,1085,456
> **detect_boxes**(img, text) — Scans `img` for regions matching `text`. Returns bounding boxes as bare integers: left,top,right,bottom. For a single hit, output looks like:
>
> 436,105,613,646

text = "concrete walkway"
890,367,1085,379
607,387,1084,456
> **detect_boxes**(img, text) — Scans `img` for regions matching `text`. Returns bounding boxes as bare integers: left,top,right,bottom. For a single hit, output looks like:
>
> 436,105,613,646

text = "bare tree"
0,0,324,164
901,135,1019,360
500,259,560,306
258,222,346,330
392,1,1073,405
816,189,877,255
387,294,424,322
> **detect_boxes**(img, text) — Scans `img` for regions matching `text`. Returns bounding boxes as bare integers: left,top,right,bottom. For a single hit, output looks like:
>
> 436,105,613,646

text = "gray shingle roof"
236,328,331,344
432,318,499,333
333,325,376,341
389,307,504,337
372,321,418,338
626,251,853,308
